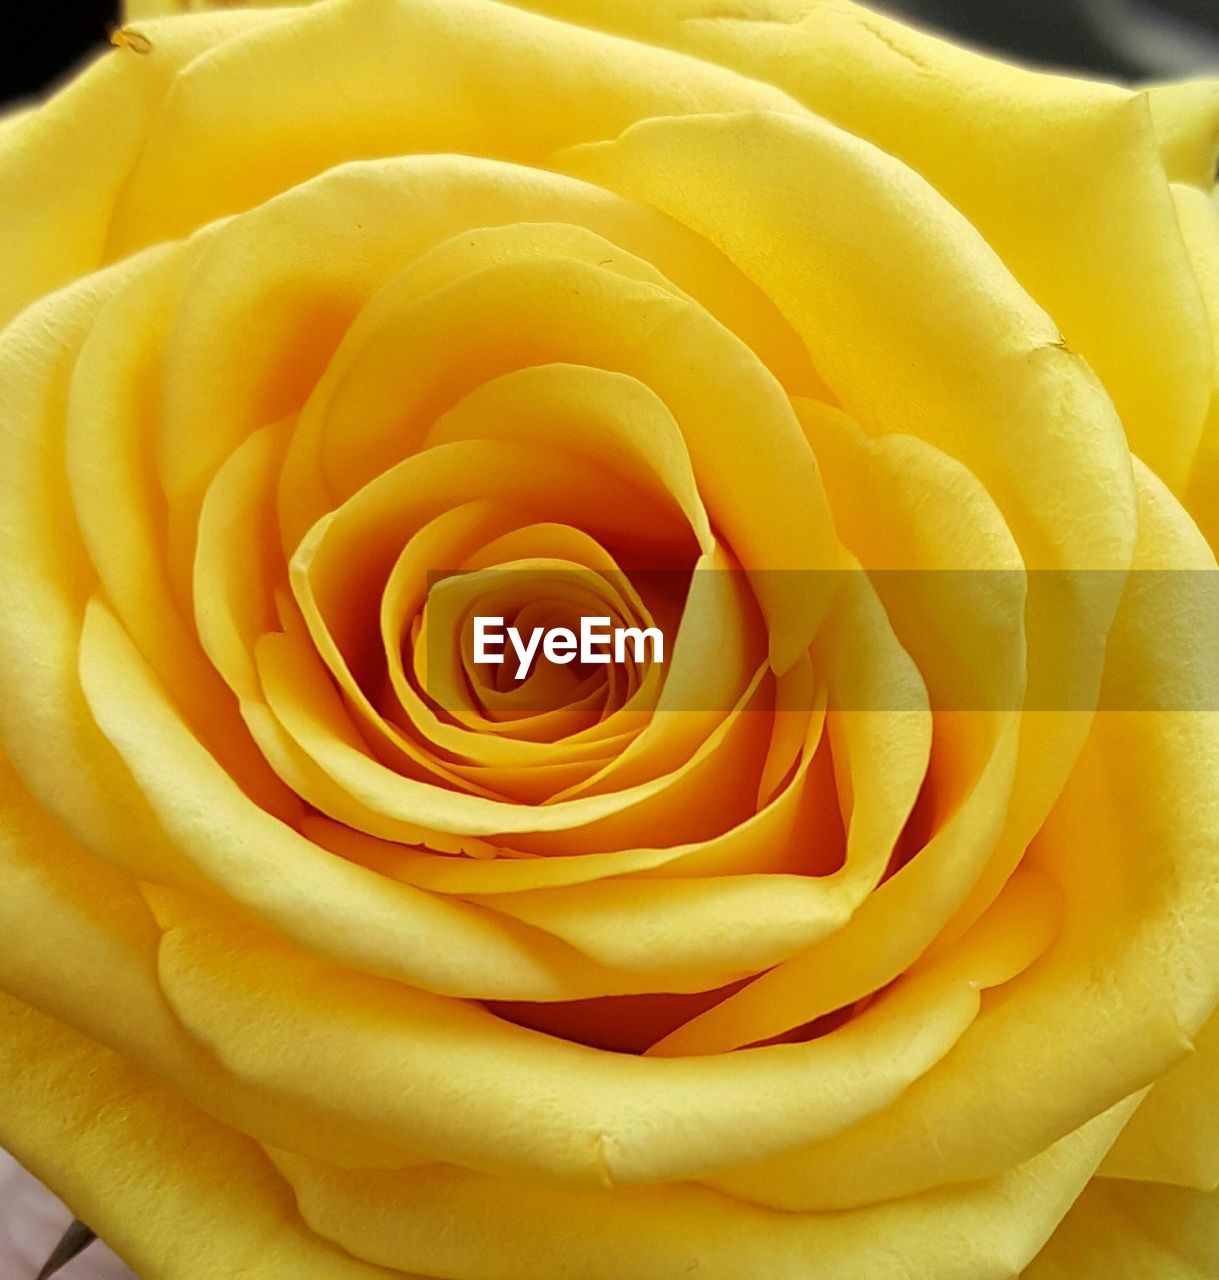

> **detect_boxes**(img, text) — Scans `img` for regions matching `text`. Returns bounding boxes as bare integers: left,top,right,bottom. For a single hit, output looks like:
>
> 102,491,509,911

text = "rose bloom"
2,0,1219,1277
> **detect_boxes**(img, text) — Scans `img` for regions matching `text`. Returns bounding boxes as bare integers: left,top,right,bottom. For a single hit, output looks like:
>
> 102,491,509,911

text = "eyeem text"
473,616,665,679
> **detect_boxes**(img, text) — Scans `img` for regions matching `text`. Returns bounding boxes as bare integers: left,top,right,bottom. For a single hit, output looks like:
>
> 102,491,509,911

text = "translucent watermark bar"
414,568,1219,713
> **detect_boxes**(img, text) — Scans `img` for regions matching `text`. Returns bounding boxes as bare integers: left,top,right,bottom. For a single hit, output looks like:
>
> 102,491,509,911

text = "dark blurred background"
2,0,1219,108
884,0,1219,79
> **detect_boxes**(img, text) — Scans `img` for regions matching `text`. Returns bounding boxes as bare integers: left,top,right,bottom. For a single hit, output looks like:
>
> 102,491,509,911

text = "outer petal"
269,1100,1139,1280
0,993,402,1279
1100,1007,1219,1191
1025,1179,1219,1279
534,0,1215,489
1148,80,1219,188
0,8,285,327
5,0,803,329
0,252,200,887
0,753,409,1169
144,882,991,1189
99,0,803,257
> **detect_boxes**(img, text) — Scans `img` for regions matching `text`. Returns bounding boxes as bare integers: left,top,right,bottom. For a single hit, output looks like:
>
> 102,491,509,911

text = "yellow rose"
2,2,1219,1277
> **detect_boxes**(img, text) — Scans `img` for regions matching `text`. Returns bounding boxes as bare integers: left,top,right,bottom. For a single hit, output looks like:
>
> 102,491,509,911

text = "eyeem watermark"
473,615,665,680
421,568,1219,712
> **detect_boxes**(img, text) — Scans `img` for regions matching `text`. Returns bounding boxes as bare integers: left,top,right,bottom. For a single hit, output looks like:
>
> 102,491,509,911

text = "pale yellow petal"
0,993,400,1279
0,756,407,1168
148,885,990,1188
104,0,801,255
1025,1179,1219,1279
1148,79,1219,188
0,258,198,886
544,0,1212,489
271,1100,1136,1280
1100,1006,1219,1191
0,9,284,326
